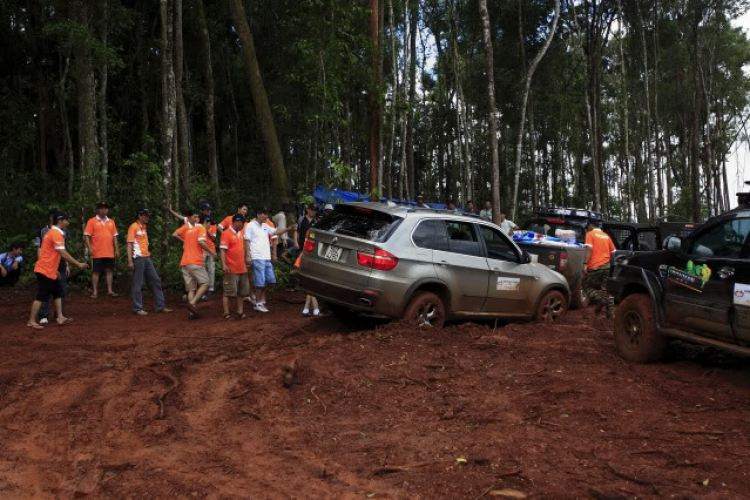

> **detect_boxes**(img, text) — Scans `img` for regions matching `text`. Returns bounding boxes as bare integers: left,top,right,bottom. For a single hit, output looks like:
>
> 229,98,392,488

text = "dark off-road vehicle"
608,191,750,362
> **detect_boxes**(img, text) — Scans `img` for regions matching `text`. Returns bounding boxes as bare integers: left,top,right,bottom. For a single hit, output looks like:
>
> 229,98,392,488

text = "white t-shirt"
272,211,288,241
499,219,516,236
244,220,275,260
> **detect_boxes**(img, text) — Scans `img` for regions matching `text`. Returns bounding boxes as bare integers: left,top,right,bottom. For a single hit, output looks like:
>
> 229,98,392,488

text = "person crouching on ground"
84,201,119,298
128,208,172,316
244,207,278,313
27,212,89,330
172,209,216,319
0,242,25,286
220,214,250,319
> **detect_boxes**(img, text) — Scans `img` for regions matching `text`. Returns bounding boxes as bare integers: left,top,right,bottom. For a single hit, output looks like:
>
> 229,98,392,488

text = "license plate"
324,245,342,262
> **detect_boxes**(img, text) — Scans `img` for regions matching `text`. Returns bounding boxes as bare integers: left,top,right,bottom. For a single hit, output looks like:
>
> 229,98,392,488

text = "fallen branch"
675,429,724,436
373,461,434,476
513,368,545,376
605,463,658,495
472,484,494,500
311,385,327,415
231,388,251,400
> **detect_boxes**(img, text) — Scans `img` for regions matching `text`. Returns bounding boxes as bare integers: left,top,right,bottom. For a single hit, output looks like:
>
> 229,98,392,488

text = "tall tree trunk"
197,0,219,195
691,5,703,221
511,0,560,220
478,0,501,224
637,1,655,222
399,0,410,201
99,0,109,197
230,0,290,202
160,0,176,270
405,0,418,200
617,0,631,220
653,0,663,219
529,94,537,209
386,0,398,199
74,0,100,196
59,50,75,199
368,0,380,194
174,0,191,202
377,0,386,195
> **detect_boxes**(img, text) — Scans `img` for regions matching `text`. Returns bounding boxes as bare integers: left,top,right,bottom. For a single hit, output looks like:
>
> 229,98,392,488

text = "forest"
2,0,750,272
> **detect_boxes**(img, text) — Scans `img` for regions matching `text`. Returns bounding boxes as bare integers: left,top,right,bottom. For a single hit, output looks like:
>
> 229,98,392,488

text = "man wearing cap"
127,208,172,316
416,195,430,208
219,203,249,232
244,207,279,313
173,208,216,319
297,204,318,251
84,202,119,298
584,220,616,319
323,203,334,217
35,209,67,324
220,214,250,319
27,212,89,330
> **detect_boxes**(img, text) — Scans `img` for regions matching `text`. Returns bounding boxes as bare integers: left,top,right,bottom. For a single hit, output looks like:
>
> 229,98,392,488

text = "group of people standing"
25,201,326,330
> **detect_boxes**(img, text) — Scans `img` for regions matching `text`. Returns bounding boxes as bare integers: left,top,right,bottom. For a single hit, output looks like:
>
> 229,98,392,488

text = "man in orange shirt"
172,208,216,319
27,212,89,330
127,208,172,316
84,202,119,298
200,214,218,296
218,203,249,232
584,220,616,318
220,214,250,318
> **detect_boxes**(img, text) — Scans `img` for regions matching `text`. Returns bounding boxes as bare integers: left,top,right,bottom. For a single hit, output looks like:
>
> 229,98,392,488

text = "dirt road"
1,288,749,499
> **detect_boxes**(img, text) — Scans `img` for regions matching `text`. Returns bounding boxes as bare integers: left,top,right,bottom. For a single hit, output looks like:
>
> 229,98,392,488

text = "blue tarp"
313,186,448,210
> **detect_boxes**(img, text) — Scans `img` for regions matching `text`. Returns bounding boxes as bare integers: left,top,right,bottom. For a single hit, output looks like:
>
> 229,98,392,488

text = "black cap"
137,207,150,217
54,211,70,221
232,214,246,223
96,201,109,209
199,202,214,211
256,206,270,215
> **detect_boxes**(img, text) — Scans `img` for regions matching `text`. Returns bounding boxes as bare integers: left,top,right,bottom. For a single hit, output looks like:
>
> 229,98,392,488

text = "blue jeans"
132,257,166,311
39,269,66,320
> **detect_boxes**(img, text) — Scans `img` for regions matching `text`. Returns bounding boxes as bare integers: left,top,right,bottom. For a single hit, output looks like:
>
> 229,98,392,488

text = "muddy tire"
534,290,568,323
569,276,590,310
614,294,667,363
403,292,446,328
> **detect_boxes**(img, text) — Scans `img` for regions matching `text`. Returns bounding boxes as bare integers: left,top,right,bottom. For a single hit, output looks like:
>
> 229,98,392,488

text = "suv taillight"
559,252,568,272
357,249,399,271
303,238,315,253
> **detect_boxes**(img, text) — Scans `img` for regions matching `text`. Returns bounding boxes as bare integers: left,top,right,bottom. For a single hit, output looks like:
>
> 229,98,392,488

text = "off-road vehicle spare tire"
535,290,568,322
403,292,446,328
614,294,667,363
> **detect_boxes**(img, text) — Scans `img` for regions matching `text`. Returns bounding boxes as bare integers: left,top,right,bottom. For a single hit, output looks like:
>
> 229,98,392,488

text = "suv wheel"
535,290,568,322
614,294,667,363
403,292,445,328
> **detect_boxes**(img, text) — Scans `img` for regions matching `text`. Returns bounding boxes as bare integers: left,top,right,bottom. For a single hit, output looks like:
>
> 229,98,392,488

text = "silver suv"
298,203,570,327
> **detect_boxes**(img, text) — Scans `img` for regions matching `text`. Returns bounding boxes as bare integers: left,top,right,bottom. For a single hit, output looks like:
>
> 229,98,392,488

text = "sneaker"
312,309,320,317
39,318,49,325
302,309,310,316
254,303,269,313
135,310,148,316
201,294,209,302
181,294,188,302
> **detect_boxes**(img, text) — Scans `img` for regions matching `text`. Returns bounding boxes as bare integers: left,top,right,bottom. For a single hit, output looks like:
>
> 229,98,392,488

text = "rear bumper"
298,273,391,315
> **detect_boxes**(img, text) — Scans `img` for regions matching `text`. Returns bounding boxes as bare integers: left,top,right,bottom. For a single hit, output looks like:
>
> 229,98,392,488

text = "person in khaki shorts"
220,214,250,319
172,208,216,319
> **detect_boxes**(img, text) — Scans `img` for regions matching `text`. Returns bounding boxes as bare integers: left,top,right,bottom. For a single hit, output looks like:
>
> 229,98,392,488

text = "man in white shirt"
498,209,519,236
244,207,279,313
272,204,298,259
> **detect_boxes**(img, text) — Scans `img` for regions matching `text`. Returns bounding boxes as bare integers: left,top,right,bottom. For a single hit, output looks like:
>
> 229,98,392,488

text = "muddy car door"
664,217,750,339
477,224,534,315
432,219,490,312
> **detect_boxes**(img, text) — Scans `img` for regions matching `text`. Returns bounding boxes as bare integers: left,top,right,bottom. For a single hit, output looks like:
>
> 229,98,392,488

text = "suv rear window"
315,205,401,242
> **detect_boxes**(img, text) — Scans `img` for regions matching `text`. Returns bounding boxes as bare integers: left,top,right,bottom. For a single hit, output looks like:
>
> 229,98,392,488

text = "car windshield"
315,205,400,242
523,219,586,243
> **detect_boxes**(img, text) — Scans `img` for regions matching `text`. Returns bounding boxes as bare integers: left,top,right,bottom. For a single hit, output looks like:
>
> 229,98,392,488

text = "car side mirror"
522,251,532,264
665,236,682,253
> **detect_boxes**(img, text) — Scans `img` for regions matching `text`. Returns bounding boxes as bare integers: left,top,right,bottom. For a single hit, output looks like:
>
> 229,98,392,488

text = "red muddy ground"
1,286,750,500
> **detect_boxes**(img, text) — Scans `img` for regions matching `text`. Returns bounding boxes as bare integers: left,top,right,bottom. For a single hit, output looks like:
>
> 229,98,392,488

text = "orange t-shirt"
176,223,208,267
220,227,247,274
84,216,118,258
34,226,66,279
219,215,233,231
203,224,217,254
127,222,150,258
585,228,616,270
